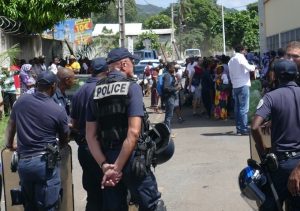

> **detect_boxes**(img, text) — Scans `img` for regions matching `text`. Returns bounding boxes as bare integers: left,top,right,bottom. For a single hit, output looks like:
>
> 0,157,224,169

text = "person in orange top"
65,55,81,74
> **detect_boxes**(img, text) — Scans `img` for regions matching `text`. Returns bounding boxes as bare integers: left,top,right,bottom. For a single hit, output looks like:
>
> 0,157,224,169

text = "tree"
173,0,222,55
135,31,160,50
0,0,113,33
224,9,259,51
92,0,137,24
143,14,171,29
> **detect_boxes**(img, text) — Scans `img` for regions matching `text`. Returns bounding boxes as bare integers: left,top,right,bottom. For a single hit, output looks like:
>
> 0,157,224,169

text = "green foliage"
135,31,160,50
175,0,259,55
0,0,113,33
144,14,171,29
92,0,137,23
0,44,20,66
0,116,9,148
76,31,119,59
224,9,259,51
136,4,164,23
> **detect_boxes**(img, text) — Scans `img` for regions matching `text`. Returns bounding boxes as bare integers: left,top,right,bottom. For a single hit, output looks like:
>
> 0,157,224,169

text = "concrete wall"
265,0,300,36
0,31,66,66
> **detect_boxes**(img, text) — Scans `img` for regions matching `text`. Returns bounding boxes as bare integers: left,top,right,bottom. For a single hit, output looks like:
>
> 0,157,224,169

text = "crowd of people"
2,41,300,210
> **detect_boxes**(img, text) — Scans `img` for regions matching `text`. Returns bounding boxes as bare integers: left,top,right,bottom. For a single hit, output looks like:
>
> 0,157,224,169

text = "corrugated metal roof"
92,23,171,36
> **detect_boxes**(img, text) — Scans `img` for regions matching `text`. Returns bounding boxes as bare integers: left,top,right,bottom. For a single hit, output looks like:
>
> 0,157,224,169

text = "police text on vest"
94,82,130,99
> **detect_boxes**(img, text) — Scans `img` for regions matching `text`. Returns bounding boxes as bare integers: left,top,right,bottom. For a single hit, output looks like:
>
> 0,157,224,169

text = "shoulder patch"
256,99,264,109
94,82,130,99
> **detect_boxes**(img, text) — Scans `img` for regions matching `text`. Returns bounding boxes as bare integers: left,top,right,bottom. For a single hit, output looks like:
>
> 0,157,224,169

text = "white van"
184,49,201,58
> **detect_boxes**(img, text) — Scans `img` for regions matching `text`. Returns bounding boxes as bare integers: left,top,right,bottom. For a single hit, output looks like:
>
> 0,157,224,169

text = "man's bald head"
57,67,75,80
57,67,75,90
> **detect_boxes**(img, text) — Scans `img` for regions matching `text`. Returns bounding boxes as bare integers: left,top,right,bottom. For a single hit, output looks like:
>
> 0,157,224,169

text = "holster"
11,151,19,172
45,144,61,170
10,188,23,205
132,136,156,177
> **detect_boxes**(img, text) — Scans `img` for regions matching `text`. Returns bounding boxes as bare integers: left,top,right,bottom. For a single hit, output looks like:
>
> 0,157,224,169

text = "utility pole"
118,0,126,47
221,3,226,55
171,2,176,61
258,0,267,57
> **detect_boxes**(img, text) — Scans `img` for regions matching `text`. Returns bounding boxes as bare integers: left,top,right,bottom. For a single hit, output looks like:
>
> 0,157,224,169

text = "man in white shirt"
228,44,256,135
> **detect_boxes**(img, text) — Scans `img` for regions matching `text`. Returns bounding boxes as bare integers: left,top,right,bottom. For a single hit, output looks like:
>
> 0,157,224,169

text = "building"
92,23,172,46
260,0,300,52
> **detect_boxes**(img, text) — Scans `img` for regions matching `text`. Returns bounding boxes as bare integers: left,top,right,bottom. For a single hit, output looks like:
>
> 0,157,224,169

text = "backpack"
157,73,173,96
144,65,151,77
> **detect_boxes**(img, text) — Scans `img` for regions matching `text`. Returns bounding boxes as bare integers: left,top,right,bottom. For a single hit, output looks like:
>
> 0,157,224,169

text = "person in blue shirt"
71,57,108,210
85,48,166,211
5,71,69,211
52,67,75,115
251,59,300,210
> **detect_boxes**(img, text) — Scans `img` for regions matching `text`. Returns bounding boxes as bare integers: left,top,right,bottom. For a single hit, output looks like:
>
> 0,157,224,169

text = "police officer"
5,71,69,211
70,57,108,211
251,59,300,210
52,67,75,115
85,47,166,211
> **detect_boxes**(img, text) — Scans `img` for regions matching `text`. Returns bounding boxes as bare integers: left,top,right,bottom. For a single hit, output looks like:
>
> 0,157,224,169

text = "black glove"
132,154,147,178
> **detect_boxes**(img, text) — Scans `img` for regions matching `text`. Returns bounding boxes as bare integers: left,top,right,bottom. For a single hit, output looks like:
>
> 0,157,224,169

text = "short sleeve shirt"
255,82,300,152
11,91,69,156
71,77,98,136
86,70,144,122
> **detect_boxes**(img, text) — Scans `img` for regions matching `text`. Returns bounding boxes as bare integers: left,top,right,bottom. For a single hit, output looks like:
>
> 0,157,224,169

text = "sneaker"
171,133,176,138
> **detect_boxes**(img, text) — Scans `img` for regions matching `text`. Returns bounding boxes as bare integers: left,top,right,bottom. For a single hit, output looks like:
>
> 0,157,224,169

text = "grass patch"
0,116,9,148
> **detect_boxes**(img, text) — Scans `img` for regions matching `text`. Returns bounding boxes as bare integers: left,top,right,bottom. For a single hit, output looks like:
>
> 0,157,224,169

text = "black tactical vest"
93,76,134,148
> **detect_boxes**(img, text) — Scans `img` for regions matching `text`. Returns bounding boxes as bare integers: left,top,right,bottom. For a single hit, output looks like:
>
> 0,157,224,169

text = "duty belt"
276,151,300,161
19,151,47,160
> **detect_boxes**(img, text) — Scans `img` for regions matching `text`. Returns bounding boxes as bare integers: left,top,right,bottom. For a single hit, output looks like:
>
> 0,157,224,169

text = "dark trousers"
78,144,103,211
202,89,212,117
3,92,16,115
260,156,300,211
18,155,61,211
102,149,161,211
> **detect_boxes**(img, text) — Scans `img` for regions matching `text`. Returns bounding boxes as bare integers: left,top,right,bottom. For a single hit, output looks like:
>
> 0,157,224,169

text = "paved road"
1,96,252,211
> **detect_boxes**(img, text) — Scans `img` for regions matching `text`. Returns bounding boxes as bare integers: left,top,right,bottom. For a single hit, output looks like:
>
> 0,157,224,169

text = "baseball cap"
106,48,139,64
274,59,298,76
37,71,57,85
91,57,107,74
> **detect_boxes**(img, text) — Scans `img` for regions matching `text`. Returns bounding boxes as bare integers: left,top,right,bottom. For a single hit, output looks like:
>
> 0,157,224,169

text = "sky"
135,0,258,10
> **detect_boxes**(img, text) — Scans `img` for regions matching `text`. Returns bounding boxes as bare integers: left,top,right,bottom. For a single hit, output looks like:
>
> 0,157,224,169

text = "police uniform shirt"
11,91,69,156
71,77,99,136
86,70,144,122
256,81,300,152
52,87,70,115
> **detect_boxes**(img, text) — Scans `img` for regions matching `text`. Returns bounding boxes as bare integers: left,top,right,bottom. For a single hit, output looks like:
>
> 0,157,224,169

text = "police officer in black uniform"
52,67,75,115
251,59,300,210
5,71,69,211
85,47,166,211
71,57,108,211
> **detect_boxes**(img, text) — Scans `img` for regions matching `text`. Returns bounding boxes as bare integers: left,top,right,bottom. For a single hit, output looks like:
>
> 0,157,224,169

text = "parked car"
138,59,160,67
133,64,146,84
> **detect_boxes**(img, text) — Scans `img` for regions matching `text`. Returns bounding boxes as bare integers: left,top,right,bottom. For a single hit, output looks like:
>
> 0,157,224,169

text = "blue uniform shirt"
256,81,300,152
11,91,69,156
52,87,70,115
86,70,144,122
71,77,99,136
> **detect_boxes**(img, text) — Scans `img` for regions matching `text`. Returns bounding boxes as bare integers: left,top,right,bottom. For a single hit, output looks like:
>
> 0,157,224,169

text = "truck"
133,49,158,64
184,48,202,58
